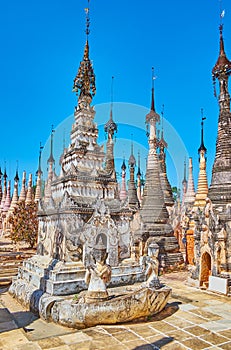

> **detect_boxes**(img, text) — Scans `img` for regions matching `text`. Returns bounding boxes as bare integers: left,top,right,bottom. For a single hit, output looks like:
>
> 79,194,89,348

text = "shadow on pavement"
134,336,174,349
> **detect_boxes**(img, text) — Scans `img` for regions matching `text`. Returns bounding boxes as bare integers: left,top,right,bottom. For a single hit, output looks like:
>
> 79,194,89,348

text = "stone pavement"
0,272,231,350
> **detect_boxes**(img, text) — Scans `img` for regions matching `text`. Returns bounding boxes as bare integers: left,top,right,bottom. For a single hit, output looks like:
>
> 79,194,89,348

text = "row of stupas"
175,18,231,289
0,169,39,233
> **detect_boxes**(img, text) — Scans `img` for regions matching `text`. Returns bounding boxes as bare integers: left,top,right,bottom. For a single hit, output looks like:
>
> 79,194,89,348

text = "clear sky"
0,0,231,190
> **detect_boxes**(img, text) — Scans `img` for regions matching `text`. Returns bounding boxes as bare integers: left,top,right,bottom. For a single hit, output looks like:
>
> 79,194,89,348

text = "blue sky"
0,0,231,190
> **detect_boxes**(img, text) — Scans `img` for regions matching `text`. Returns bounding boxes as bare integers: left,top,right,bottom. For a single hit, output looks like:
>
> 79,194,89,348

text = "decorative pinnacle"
146,67,160,125
129,134,136,166
14,161,19,182
198,108,207,155
182,157,187,183
85,0,90,38
36,142,44,176
72,0,96,99
104,76,117,136
47,125,55,164
3,165,7,180
212,22,231,79
219,0,225,25
137,150,141,176
151,67,156,112
121,156,126,171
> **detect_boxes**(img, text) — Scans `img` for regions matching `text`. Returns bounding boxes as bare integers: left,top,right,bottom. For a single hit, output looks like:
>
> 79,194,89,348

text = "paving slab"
0,271,231,350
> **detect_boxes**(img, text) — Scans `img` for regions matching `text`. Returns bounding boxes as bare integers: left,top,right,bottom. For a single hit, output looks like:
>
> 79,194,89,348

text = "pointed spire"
44,129,55,204
9,170,19,213
146,68,160,147
47,126,55,165
137,151,142,203
0,167,7,211
120,157,127,201
198,109,207,155
159,104,167,150
19,171,26,202
104,77,117,176
128,138,139,208
104,76,117,137
212,21,231,110
184,158,196,205
36,143,43,177
182,158,187,203
73,1,96,101
128,135,136,167
194,115,208,209
212,24,231,77
14,165,19,184
3,180,11,212
158,106,174,208
137,150,141,177
151,67,155,112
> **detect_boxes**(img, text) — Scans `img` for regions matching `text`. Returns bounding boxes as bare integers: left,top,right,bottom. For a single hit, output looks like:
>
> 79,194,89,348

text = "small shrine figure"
85,237,111,303
142,242,161,289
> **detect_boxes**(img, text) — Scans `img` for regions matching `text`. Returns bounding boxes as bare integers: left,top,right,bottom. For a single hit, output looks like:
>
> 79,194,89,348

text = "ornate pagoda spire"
104,76,117,177
73,1,96,107
44,127,55,203
212,24,231,111
19,171,26,202
158,105,174,208
36,142,43,177
25,173,33,205
120,157,127,200
182,158,187,204
137,151,142,204
35,143,43,203
9,169,19,213
128,137,139,208
209,15,231,207
194,110,208,208
184,157,196,205
0,168,7,211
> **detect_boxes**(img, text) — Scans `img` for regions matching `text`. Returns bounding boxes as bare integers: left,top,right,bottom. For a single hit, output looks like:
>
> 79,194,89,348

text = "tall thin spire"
73,1,96,101
151,67,155,112
48,126,55,166
137,151,142,203
194,113,208,209
182,158,187,203
36,143,43,177
9,169,19,213
104,77,117,176
120,157,127,201
0,167,7,211
212,14,231,110
184,158,195,205
198,108,207,155
158,105,174,208
128,137,139,208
